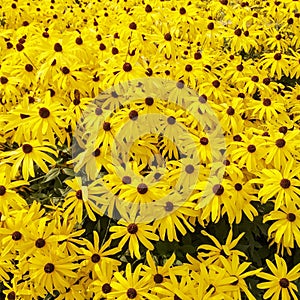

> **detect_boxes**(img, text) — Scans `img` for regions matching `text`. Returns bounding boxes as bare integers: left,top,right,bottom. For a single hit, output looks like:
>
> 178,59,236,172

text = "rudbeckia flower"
28,250,78,295
197,229,247,266
109,263,159,300
264,202,300,255
63,177,103,222
0,140,57,181
257,254,300,300
220,254,262,300
80,231,120,275
110,215,159,259
253,159,300,210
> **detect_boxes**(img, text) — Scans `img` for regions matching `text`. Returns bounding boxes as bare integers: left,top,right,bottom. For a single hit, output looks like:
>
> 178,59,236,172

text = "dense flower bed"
1,0,300,299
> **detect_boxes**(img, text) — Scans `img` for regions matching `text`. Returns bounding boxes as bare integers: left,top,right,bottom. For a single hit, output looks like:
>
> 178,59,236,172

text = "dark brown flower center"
233,135,242,141
91,253,101,263
112,47,119,55
44,263,55,273
137,183,148,194
227,106,235,115
25,64,33,72
164,33,172,41
167,116,176,125
16,43,24,51
223,159,230,166
280,179,291,189
22,144,33,154
62,67,70,74
279,278,289,288
39,107,50,118
129,22,137,30
95,107,103,115
200,137,209,145
185,164,195,174
54,43,62,52
185,64,193,72
274,53,282,60
247,145,256,153
275,138,286,148
102,283,112,294
234,28,242,36
234,183,243,191
279,126,288,134
179,7,186,14
236,64,244,71
194,51,202,60
164,201,174,212
103,122,111,131
176,80,184,88
287,213,296,222
212,80,220,88
207,22,214,30
99,43,106,50
213,184,224,195
127,288,137,299
92,148,101,157
199,94,207,103
145,97,154,106
7,292,15,300
76,190,83,199
122,176,132,184
123,63,132,72
73,98,80,105
220,0,228,4
0,185,6,196
154,273,164,283
145,4,152,12
251,75,259,82
76,37,83,45
12,231,22,241
127,223,138,234
35,238,46,248
129,110,138,120
0,76,8,84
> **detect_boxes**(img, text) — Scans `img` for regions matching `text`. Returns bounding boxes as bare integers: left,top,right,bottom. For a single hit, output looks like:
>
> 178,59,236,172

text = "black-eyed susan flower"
198,229,247,266
80,231,120,275
264,202,300,254
0,140,57,180
28,250,78,295
257,254,300,300
220,254,261,300
110,215,159,259
109,263,159,300
253,160,300,210
63,177,103,223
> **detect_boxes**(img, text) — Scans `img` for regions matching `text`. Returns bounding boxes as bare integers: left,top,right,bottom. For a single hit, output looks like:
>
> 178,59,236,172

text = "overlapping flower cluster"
1,0,300,299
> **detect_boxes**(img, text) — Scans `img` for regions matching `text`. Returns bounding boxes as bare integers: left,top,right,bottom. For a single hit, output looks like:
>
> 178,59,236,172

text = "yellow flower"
197,229,247,266
0,140,57,181
257,254,300,300
252,159,300,210
109,263,159,300
63,177,103,223
264,202,300,255
29,250,78,295
220,254,261,300
259,52,290,79
80,231,120,275
110,215,159,259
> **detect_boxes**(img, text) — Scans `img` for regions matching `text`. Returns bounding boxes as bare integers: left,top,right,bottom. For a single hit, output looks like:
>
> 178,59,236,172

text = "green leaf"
42,168,60,183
